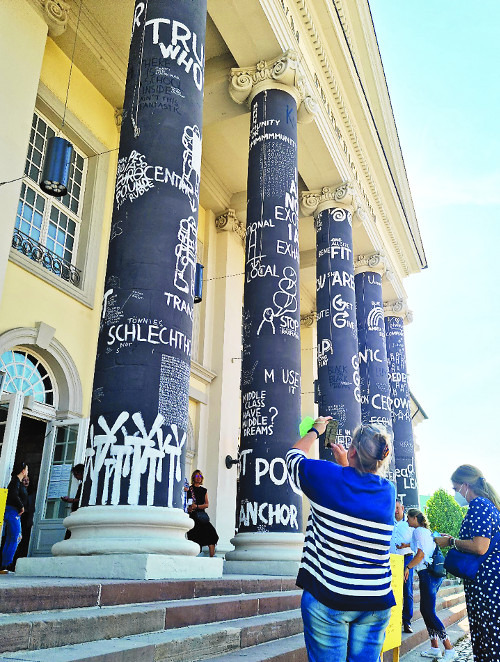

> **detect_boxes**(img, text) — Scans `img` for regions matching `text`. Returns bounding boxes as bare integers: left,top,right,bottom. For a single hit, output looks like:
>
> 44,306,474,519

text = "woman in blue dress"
436,465,500,662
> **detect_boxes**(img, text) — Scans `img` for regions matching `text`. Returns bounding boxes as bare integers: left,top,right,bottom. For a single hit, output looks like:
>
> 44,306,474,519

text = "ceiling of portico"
53,0,416,313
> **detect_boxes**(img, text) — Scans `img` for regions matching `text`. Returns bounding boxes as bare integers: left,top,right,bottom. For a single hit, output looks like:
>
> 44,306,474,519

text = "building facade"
0,0,426,574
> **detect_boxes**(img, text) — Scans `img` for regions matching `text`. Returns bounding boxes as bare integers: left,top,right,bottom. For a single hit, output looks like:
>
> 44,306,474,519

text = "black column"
236,87,302,536
355,270,392,431
81,0,207,510
315,204,361,456
385,313,419,508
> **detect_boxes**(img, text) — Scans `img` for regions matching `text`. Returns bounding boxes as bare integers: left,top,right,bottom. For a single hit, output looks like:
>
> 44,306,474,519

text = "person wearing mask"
390,499,414,633
1,462,28,573
61,464,84,540
435,465,500,662
405,509,456,659
286,419,395,662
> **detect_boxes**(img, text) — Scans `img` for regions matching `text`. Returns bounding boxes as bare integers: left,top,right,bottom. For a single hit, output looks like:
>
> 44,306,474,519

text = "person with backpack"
405,508,456,659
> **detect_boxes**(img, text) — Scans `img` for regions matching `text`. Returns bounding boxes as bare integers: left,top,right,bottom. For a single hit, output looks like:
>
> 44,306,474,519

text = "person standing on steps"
435,465,500,662
287,418,396,662
405,509,456,660
1,462,28,573
390,499,415,633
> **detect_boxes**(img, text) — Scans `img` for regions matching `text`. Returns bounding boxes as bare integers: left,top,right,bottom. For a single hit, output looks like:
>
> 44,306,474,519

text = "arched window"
0,349,55,405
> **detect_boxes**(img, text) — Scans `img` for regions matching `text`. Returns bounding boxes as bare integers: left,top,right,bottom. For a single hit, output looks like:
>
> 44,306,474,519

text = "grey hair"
351,424,392,475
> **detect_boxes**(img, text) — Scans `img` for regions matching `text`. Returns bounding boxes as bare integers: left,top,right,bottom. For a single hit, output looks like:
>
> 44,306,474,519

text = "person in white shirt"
405,509,456,660
389,499,414,633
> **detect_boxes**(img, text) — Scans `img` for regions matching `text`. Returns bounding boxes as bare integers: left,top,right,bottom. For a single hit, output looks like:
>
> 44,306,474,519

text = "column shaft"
57,0,208,557
385,315,419,507
226,87,303,569
316,206,361,455
355,272,392,430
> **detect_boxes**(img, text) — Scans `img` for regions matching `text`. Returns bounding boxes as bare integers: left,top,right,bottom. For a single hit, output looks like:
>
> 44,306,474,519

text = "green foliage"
425,489,466,542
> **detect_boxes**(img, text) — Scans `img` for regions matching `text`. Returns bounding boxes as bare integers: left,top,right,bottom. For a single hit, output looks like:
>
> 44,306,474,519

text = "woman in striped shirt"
286,417,395,662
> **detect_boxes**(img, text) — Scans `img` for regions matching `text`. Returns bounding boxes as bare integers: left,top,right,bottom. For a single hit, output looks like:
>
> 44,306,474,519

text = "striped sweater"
286,448,396,611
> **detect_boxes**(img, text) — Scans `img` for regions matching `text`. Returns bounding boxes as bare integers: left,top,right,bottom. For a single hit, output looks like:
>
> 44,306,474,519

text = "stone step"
0,609,303,662
0,576,297,615
399,601,468,656
202,634,307,662
0,590,302,655
411,589,465,622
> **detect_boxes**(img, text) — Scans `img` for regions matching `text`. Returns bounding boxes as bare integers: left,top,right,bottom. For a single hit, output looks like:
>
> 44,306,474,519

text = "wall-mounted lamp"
194,263,204,303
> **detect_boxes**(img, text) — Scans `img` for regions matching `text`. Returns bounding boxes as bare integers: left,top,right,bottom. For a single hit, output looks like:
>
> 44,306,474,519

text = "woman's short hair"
191,469,204,484
351,424,392,475
451,465,500,510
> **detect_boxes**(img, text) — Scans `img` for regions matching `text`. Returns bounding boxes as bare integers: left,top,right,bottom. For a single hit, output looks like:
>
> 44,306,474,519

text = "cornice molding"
190,360,217,385
289,0,412,276
28,0,70,37
229,50,318,123
300,182,355,217
300,312,317,328
215,209,246,244
384,299,413,324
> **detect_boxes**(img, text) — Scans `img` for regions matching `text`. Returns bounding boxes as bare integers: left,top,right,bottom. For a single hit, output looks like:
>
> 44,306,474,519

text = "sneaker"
443,651,457,660
420,650,442,659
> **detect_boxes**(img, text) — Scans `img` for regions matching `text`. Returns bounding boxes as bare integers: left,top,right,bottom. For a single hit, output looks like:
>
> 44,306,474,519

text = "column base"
224,559,300,576
52,505,199,557
15,554,223,580
224,531,304,573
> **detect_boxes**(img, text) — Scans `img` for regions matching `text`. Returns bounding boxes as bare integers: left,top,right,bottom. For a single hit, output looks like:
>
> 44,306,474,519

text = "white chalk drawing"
241,360,259,387
352,354,361,403
182,125,202,212
174,215,197,295
110,219,123,242
84,411,186,508
115,150,155,209
317,338,333,368
331,293,355,330
246,221,266,282
257,308,275,335
367,305,385,332
257,266,298,336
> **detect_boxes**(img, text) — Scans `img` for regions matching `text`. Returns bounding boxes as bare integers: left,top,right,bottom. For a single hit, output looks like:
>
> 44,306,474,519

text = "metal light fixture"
40,137,73,197
40,0,82,197
194,263,204,303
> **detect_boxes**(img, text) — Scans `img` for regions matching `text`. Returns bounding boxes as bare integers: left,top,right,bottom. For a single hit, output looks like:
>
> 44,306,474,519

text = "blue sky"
369,1,500,496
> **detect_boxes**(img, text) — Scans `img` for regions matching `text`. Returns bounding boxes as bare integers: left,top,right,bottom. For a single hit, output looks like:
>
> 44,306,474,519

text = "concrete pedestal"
16,553,223,580
224,532,303,576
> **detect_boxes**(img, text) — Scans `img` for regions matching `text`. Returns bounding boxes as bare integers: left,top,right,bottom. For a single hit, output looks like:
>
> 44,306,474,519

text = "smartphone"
324,419,339,448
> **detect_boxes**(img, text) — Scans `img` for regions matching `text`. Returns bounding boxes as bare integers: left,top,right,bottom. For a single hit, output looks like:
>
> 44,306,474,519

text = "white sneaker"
420,650,442,659
443,651,457,660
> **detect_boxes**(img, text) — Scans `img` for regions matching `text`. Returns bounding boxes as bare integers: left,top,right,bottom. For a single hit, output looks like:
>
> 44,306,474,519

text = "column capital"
28,0,70,37
300,182,356,217
229,50,317,123
215,209,246,243
300,311,317,328
354,251,392,278
384,299,414,324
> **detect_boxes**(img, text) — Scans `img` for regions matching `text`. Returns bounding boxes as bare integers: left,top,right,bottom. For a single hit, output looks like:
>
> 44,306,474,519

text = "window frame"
9,81,116,308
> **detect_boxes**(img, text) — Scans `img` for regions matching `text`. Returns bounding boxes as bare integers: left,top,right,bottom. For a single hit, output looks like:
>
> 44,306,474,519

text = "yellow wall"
1,38,209,416
1,39,119,414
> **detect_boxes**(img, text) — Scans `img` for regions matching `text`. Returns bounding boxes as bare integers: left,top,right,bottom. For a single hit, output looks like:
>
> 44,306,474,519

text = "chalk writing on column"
158,353,190,427
84,411,186,507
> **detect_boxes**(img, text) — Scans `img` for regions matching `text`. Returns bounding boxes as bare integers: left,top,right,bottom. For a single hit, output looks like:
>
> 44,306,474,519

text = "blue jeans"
301,590,391,662
403,554,414,626
1,506,22,569
417,568,447,640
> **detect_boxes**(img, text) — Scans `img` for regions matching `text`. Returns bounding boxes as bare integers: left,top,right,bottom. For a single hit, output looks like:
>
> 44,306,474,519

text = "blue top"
286,448,396,611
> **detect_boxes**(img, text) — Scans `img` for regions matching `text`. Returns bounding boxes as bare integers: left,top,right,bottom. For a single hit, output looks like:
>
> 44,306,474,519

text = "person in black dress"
61,464,84,540
186,469,219,557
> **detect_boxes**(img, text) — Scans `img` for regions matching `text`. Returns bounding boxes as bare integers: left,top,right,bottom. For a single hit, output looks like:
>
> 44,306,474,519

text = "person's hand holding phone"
330,443,348,467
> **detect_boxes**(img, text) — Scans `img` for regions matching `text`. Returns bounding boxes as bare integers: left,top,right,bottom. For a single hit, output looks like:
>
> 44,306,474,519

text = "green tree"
425,488,466,549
